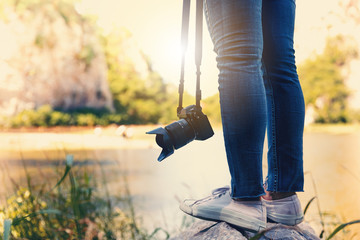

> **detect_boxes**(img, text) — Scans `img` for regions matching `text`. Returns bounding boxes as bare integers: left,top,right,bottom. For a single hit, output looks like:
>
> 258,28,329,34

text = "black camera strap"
195,0,203,109
177,0,203,115
177,0,190,114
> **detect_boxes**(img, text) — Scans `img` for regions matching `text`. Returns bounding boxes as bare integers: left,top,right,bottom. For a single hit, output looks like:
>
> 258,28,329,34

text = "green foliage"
77,44,96,69
304,171,360,239
7,105,55,127
303,196,317,216
194,35,360,126
298,35,358,123
0,0,211,126
202,93,221,125
326,220,360,240
76,113,98,127
0,90,202,128
0,154,167,240
48,111,72,126
2,1,359,127
99,30,183,124
0,105,129,128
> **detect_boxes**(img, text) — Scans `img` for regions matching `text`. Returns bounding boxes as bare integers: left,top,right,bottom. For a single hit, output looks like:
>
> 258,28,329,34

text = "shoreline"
0,125,159,152
0,124,359,153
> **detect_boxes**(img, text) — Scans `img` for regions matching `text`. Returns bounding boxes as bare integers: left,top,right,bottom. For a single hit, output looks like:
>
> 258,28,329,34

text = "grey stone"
0,7,147,116
0,9,114,116
170,220,320,240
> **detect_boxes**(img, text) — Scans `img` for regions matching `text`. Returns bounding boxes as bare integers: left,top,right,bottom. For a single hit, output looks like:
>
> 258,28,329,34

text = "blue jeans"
204,0,305,198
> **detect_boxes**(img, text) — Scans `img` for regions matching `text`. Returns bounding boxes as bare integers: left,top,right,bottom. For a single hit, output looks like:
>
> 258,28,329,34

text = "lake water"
1,128,360,238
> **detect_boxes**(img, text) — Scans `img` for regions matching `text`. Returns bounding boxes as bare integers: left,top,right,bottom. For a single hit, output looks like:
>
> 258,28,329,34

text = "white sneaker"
180,186,267,232
262,194,304,226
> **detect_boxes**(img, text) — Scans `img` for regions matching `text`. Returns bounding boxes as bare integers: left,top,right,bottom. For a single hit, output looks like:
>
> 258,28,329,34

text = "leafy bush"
298,35,358,123
0,105,129,128
48,111,72,126
0,155,167,240
76,113,98,127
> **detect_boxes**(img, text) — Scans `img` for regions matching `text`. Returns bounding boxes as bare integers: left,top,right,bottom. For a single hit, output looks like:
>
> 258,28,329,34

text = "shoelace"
212,186,230,195
191,186,230,206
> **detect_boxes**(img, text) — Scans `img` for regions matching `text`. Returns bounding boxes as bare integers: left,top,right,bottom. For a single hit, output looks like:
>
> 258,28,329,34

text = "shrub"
0,155,166,239
0,106,128,128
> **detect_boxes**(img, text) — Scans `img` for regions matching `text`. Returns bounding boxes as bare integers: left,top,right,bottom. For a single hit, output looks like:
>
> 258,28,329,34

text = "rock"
171,222,247,240
170,220,320,240
0,5,113,116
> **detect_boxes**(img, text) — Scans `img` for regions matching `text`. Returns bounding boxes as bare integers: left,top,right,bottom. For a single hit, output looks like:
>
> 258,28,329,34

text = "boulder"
170,220,320,240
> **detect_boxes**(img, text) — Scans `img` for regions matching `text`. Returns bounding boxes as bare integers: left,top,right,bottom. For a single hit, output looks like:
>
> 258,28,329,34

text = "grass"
304,123,360,134
302,171,360,240
1,161,359,240
1,133,359,239
0,154,169,240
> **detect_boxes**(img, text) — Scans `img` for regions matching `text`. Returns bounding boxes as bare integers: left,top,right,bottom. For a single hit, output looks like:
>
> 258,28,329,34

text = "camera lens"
165,119,196,149
147,106,214,161
146,119,196,161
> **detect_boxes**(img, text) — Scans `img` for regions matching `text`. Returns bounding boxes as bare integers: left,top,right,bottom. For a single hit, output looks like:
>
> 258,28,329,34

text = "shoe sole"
267,213,304,226
180,204,266,232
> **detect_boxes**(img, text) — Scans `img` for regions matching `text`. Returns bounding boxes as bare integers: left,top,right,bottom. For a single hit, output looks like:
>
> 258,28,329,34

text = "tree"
100,29,185,124
0,0,197,125
298,35,358,123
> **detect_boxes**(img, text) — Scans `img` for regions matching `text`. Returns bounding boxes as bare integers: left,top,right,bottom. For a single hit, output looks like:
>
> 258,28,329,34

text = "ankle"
233,196,261,202
262,191,296,200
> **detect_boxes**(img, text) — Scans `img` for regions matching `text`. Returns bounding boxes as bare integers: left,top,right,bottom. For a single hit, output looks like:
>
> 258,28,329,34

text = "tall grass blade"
248,230,267,240
69,168,82,238
326,220,360,240
12,209,62,226
303,196,316,216
3,219,12,240
305,171,326,238
149,227,170,239
51,154,73,190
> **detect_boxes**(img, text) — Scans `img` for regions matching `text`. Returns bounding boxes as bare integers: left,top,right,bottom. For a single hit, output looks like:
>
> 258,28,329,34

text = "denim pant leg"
204,0,267,198
262,0,305,192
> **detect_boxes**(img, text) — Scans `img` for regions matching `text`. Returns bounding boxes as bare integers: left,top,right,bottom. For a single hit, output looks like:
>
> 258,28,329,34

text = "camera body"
146,105,214,161
177,105,214,140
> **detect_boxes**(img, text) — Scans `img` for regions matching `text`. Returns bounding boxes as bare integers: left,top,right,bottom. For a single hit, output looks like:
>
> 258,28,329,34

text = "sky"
76,0,360,104
76,0,217,98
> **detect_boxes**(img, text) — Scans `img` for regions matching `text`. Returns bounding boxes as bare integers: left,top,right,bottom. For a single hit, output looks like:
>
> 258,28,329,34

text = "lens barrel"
146,107,214,161
165,119,195,149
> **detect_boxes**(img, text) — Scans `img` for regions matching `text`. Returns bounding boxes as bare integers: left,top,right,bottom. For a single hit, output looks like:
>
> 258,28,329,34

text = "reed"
303,171,360,239
0,154,169,240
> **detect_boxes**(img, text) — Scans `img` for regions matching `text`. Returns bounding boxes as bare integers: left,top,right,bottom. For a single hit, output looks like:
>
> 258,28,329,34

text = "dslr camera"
146,105,214,161
147,0,213,161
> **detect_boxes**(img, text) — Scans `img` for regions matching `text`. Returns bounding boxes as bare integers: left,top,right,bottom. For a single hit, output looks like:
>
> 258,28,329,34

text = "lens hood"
146,127,175,161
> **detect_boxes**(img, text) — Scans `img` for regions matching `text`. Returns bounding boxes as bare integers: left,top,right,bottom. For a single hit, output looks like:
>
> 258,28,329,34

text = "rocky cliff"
0,4,113,116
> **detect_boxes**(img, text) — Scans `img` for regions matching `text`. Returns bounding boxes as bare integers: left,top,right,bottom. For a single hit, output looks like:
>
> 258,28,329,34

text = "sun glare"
75,0,360,100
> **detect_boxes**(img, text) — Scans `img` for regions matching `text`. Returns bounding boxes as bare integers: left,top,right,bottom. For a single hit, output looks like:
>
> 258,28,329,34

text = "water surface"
1,129,359,237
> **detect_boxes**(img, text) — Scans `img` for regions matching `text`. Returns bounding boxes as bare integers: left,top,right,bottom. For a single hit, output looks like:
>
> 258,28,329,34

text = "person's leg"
261,0,305,225
262,0,305,194
179,0,267,232
204,0,266,199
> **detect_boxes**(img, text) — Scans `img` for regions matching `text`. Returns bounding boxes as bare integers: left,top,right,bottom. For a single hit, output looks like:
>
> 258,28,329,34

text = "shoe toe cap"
180,199,196,214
